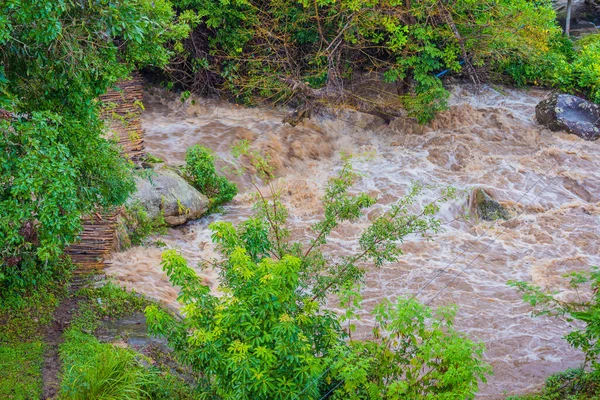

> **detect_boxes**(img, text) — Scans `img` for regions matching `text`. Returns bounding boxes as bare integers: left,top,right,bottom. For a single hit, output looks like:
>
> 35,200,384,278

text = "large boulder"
128,167,209,226
536,94,600,141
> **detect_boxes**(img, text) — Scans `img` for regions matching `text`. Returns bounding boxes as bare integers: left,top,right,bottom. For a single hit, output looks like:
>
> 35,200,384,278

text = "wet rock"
536,94,600,141
470,188,510,221
96,312,167,348
128,166,209,226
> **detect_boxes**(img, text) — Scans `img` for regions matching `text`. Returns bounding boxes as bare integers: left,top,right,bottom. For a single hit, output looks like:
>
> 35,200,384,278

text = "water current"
106,84,600,398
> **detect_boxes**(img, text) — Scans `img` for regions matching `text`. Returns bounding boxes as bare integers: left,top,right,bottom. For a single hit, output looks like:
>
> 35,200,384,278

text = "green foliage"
570,34,600,103
184,145,238,210
331,298,491,399
73,282,150,333
148,153,488,398
0,341,45,399
507,368,600,400
60,330,153,400
0,260,69,343
147,250,343,399
122,202,168,248
510,266,600,397
502,33,600,103
141,367,200,400
168,0,571,121
0,0,188,291
61,282,198,400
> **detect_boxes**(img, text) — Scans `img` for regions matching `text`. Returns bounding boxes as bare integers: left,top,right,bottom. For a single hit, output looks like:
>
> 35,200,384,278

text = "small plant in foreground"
183,145,238,210
122,202,168,248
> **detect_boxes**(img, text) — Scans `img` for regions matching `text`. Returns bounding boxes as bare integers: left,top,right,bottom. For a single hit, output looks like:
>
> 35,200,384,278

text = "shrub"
168,0,567,122
510,266,600,397
332,298,491,399
571,34,600,103
147,249,343,399
147,151,489,398
183,145,238,210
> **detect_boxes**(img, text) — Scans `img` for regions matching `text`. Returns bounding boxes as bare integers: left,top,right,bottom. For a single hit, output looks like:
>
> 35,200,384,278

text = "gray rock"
129,167,209,226
536,94,600,141
470,188,509,221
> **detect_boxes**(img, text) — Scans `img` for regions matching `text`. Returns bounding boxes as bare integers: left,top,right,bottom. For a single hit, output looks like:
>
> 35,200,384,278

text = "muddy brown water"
106,85,600,398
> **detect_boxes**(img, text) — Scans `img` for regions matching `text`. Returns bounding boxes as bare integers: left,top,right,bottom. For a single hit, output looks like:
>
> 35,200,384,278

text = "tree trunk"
565,0,573,37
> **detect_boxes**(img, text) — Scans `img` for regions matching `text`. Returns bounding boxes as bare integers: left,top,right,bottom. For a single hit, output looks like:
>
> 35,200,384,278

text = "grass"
60,329,152,400
0,278,199,400
0,341,45,399
59,282,200,399
0,271,68,400
0,279,66,343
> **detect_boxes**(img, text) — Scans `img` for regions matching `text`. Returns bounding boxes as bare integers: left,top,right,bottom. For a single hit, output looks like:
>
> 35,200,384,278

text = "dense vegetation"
165,0,600,121
0,0,189,292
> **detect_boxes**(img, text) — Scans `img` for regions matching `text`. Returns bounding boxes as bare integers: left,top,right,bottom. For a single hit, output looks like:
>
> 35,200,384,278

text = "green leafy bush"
0,0,189,291
571,34,600,103
168,0,568,122
147,152,489,398
502,33,600,104
147,249,343,399
509,266,600,398
332,298,490,399
183,145,238,210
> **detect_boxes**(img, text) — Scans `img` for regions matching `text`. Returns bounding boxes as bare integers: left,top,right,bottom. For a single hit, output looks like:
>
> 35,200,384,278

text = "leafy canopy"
0,0,188,291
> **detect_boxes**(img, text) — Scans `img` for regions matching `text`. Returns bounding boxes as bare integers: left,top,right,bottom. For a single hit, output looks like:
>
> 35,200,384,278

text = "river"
106,84,600,398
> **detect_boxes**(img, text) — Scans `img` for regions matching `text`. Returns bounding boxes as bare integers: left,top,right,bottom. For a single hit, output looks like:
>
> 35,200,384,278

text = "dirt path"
41,296,80,399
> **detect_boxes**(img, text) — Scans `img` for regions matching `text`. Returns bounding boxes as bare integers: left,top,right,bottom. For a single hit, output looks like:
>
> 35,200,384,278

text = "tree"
166,0,563,123
0,0,189,291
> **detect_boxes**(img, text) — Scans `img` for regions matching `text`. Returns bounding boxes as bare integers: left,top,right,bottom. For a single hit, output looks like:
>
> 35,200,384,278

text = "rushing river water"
106,85,600,398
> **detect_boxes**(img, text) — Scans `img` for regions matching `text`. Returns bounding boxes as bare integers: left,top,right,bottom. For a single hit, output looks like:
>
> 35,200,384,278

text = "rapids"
106,85,600,398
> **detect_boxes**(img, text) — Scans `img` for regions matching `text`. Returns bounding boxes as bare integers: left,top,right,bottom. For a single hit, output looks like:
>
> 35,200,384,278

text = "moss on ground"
0,341,45,399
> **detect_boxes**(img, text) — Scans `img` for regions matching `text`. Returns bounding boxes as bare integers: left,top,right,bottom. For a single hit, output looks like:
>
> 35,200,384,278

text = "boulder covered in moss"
470,188,509,221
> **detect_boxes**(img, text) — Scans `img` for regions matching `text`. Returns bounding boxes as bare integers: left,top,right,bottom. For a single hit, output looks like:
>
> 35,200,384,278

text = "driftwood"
66,74,145,274
281,78,405,124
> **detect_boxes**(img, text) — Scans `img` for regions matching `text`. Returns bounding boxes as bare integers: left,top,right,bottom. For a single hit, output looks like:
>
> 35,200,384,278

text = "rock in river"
128,166,209,226
470,188,510,221
536,94,600,141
